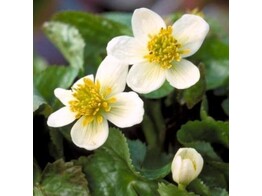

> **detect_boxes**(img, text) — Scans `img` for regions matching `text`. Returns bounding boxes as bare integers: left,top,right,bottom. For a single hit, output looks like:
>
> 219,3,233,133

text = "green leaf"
51,11,131,73
185,141,222,161
33,186,44,196
196,37,228,61
208,161,229,183
127,139,147,169
48,128,64,159
34,66,78,106
177,120,229,160
210,187,228,196
52,11,131,45
33,55,48,75
43,21,85,70
127,140,171,180
144,81,174,99
199,96,216,122
158,183,197,196
221,98,229,116
77,128,160,196
33,158,42,186
140,163,171,181
200,96,214,121
34,159,90,196
192,32,229,90
177,63,206,109
177,120,229,147
205,17,228,42
33,86,52,116
205,59,229,90
33,86,47,112
103,12,132,27
200,164,228,190
188,178,210,196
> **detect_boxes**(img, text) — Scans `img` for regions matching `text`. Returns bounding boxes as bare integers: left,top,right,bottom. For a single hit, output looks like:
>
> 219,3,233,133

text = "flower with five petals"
107,8,209,94
47,56,144,150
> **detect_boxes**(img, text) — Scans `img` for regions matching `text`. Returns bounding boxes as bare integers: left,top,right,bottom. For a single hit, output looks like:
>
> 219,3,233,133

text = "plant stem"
147,100,166,150
142,114,159,150
178,183,186,191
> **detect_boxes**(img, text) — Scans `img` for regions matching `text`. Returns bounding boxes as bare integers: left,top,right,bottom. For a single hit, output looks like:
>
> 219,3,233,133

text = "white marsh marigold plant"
47,56,144,150
107,8,209,94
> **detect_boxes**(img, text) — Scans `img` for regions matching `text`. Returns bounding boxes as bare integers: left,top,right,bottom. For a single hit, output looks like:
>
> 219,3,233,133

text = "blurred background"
34,0,228,65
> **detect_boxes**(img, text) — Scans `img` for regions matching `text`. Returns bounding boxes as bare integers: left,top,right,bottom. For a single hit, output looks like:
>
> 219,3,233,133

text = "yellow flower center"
69,78,116,125
145,26,186,69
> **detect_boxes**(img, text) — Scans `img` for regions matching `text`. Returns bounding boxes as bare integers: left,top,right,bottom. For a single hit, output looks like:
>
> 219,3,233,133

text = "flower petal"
72,75,94,89
106,92,144,128
179,159,196,185
190,150,204,177
54,88,73,106
47,107,76,127
166,59,200,89
172,14,209,57
95,56,128,96
127,62,166,94
70,116,109,150
171,155,182,184
106,36,146,64
132,8,166,41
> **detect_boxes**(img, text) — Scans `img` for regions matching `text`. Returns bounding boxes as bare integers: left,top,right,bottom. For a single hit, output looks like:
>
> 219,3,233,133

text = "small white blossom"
107,8,209,94
47,56,144,150
171,148,204,186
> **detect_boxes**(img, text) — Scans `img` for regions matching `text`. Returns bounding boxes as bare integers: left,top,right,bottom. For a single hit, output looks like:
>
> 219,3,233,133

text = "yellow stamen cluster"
69,78,116,125
145,26,183,69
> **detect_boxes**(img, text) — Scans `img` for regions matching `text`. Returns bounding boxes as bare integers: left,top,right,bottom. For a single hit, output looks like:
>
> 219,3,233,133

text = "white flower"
47,56,144,150
107,8,209,94
171,148,204,186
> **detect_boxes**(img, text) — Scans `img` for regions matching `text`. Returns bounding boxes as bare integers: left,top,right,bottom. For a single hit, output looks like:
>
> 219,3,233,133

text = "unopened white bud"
171,148,204,187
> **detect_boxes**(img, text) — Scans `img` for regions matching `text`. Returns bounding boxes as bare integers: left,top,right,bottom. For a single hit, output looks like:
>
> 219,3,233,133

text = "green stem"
142,114,159,150
146,100,166,150
178,183,186,191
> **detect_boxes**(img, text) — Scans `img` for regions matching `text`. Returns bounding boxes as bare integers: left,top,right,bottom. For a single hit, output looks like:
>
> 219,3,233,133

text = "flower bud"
171,148,204,187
